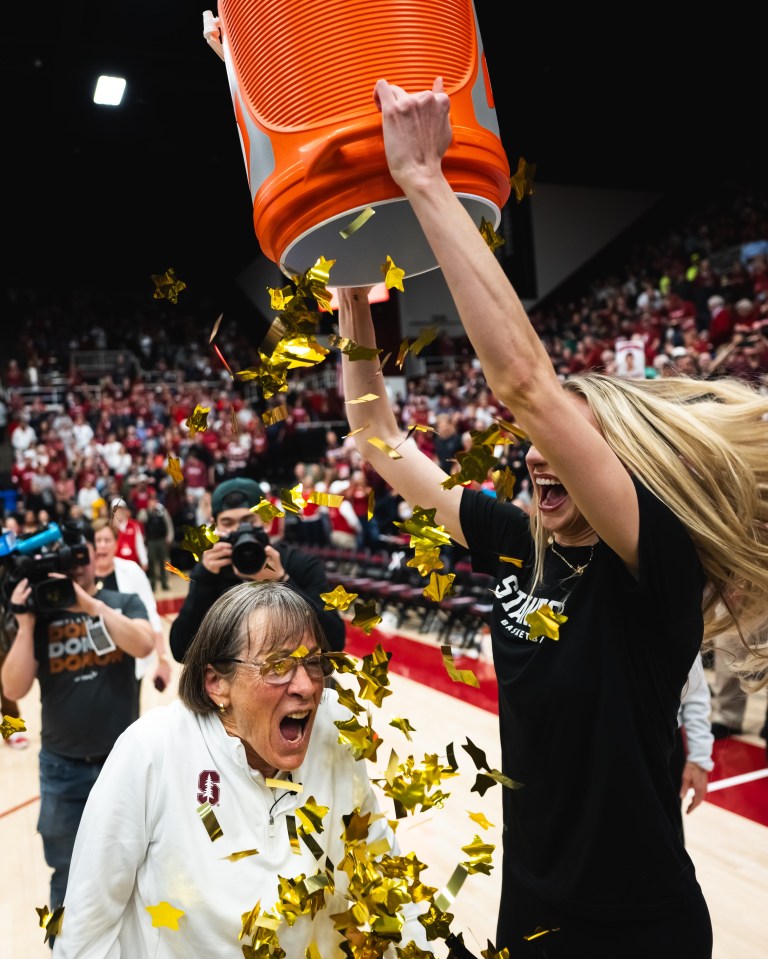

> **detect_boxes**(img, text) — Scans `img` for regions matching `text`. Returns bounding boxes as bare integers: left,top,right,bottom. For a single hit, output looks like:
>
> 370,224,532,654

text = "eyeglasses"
213,650,336,685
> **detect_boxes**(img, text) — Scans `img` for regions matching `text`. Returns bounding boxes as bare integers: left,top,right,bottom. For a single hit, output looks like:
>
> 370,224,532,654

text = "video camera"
220,523,270,575
0,522,90,614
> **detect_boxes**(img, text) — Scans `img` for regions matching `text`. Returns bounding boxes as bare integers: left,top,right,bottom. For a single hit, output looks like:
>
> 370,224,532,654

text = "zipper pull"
268,814,275,838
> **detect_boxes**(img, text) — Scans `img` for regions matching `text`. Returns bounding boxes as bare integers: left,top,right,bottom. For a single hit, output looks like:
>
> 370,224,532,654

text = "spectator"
139,491,175,592
1,524,153,930
110,497,148,572
169,477,346,662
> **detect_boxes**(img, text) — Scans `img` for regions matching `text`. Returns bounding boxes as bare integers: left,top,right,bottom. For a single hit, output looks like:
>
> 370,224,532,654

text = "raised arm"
372,78,638,568
336,287,465,546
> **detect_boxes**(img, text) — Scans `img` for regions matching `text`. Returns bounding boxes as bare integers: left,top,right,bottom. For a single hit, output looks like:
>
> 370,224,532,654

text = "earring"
547,534,554,545
218,703,226,714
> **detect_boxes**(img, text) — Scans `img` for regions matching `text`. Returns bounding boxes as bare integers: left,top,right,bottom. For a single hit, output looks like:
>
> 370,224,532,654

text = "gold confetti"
209,312,223,342
164,562,190,582
221,848,259,862
328,333,382,362
460,835,495,875
366,436,403,460
213,343,235,379
352,599,381,636
262,405,288,426
395,506,452,548
307,490,343,508
180,523,219,562
481,943,511,959
165,455,184,485
346,392,380,405
230,404,239,433
499,555,524,567
151,267,187,304
380,255,405,291
1,714,26,739
479,216,504,253
265,777,303,792
389,717,416,741
35,904,64,943
410,325,439,356
340,206,376,239
523,926,560,942
434,864,469,911
295,796,329,835
440,645,480,688
492,466,516,503
397,338,411,368
319,585,358,611
407,543,444,578
344,424,369,438
145,900,185,930
197,801,223,841
251,498,285,524
280,484,307,513
334,714,383,761
510,156,537,203
367,489,375,521
494,416,529,442
185,404,210,437
268,284,295,311
422,572,455,602
468,810,495,830
525,604,568,642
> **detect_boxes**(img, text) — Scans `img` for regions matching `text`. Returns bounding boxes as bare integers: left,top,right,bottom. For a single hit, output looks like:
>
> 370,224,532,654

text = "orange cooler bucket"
215,0,511,287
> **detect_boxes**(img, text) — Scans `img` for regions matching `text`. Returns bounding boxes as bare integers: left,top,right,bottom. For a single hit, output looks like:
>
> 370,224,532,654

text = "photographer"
169,478,345,662
0,523,153,928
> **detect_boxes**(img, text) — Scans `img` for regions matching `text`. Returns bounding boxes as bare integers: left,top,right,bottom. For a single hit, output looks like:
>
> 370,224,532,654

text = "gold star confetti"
328,333,382,361
418,902,454,941
510,156,537,203
151,267,187,304
460,835,495,875
319,585,358,611
165,455,184,485
395,506,452,548
340,206,376,239
461,738,490,771
422,572,455,602
251,498,285,524
494,415,529,443
1,714,26,739
146,900,185,930
407,543,444,578
525,604,568,641
295,796,329,835
389,717,416,741
164,562,190,582
381,255,405,292
440,645,479,688
180,523,219,561
335,683,364,715
222,848,259,862
468,810,495,830
185,404,210,436
479,216,504,253
351,598,382,635
262,405,288,426
209,312,223,342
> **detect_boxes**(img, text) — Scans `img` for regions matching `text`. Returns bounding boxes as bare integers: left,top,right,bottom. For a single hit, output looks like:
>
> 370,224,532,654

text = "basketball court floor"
4,582,767,958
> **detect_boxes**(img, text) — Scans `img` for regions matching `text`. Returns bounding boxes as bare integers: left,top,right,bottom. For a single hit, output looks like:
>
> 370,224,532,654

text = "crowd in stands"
1,182,768,568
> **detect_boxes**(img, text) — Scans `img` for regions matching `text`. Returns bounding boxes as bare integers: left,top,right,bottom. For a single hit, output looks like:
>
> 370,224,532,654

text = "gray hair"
177,581,329,714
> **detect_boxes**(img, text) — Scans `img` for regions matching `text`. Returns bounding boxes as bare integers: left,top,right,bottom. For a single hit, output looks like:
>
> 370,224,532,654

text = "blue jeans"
37,748,107,915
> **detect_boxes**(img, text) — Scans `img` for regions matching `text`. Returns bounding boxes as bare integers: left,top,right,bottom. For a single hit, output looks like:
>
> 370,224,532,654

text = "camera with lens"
0,522,90,614
222,523,270,575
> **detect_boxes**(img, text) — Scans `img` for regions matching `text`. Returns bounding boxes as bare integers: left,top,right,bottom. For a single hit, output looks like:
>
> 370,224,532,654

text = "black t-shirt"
34,588,148,759
460,478,705,920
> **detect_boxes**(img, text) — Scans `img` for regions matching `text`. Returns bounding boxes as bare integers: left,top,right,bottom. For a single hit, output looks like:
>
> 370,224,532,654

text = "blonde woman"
333,78,768,958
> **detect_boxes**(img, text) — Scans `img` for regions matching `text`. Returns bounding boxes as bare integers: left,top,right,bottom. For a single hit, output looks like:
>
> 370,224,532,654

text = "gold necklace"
549,542,594,576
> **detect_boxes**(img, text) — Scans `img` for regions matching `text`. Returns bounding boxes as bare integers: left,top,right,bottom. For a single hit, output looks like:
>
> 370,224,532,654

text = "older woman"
53,582,433,958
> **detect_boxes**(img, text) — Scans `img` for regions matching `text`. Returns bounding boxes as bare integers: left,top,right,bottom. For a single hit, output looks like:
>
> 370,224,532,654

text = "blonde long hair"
533,372,768,686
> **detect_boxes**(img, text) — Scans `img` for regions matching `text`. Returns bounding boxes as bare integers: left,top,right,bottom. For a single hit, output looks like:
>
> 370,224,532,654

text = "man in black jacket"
169,478,345,662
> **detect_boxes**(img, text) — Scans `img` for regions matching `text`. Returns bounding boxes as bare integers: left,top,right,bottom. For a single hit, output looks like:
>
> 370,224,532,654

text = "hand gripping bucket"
208,0,511,287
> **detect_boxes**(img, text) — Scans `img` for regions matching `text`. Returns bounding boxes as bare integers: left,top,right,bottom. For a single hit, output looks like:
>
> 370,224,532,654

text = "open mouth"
537,479,568,511
279,711,310,743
